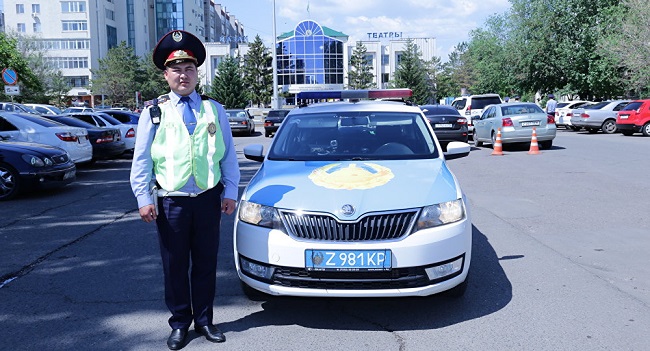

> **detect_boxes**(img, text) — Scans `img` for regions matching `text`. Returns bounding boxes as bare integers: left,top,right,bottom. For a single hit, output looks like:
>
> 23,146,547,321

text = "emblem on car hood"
341,204,355,216
308,163,394,190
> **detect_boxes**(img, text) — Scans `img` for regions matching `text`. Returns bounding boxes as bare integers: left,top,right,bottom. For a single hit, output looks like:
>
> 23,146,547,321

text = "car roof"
420,104,460,115
292,100,423,115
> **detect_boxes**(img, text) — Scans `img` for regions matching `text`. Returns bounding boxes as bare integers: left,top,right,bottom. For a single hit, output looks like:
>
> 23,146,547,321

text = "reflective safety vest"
150,98,226,191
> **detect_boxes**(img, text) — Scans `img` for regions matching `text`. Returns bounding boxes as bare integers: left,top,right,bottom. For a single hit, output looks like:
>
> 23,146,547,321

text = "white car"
554,101,592,129
64,112,137,152
0,112,93,164
234,89,472,298
24,103,64,116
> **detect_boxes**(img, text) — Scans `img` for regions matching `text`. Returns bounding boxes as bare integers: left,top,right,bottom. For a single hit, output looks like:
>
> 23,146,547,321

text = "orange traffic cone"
528,127,540,155
491,128,504,156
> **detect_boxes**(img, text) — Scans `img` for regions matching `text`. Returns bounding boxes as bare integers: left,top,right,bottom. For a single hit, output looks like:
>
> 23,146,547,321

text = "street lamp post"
271,0,280,109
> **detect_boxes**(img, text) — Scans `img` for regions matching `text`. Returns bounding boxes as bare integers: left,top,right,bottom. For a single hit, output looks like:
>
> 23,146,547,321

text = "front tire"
0,162,21,201
473,133,483,147
570,126,581,131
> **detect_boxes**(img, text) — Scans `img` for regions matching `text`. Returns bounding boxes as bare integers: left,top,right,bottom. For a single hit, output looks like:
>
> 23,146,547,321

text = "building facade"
1,0,243,106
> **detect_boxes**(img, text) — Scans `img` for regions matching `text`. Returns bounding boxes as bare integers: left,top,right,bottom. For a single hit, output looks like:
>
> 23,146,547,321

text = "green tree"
90,41,140,106
243,35,273,107
390,39,432,104
348,41,375,89
599,0,650,97
136,50,169,103
208,56,247,108
0,32,42,101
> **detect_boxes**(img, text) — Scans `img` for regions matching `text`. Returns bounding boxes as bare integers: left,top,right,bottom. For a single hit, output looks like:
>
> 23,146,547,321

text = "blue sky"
222,0,511,61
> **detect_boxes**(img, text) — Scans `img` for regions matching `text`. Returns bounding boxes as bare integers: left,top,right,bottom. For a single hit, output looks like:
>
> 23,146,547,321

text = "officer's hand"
222,198,237,215
139,204,157,223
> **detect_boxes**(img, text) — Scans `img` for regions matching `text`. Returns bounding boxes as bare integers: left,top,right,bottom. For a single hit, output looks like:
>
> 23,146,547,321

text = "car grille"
51,153,70,164
279,209,419,241
272,266,432,289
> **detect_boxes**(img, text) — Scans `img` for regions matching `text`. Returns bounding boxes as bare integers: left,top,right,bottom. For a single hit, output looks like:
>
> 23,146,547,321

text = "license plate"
63,170,75,180
229,122,237,125
305,249,392,271
520,121,541,127
619,114,629,119
435,123,453,128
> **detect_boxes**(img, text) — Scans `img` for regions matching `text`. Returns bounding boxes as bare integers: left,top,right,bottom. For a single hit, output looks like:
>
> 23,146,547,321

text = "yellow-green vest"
150,98,225,191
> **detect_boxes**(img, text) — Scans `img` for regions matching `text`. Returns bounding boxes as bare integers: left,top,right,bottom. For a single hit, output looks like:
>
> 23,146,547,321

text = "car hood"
243,159,462,220
0,141,64,155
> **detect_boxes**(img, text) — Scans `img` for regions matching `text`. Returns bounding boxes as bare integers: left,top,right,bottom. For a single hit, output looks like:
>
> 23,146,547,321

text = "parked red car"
616,99,650,136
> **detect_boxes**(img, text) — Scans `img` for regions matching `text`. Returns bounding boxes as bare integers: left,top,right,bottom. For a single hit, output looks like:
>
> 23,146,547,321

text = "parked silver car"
570,100,631,134
473,102,556,149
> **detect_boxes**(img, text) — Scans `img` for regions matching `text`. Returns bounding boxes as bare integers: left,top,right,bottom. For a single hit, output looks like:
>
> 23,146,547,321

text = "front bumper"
21,164,76,190
234,215,472,297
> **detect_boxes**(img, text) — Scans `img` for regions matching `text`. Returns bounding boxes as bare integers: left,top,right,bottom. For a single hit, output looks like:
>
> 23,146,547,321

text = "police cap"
152,30,206,70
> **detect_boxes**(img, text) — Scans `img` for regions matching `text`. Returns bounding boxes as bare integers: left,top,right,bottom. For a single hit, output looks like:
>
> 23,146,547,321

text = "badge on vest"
207,122,217,136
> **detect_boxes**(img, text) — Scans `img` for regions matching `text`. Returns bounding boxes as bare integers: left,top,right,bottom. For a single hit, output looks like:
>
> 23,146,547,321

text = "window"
35,39,90,50
382,54,389,66
61,1,86,13
62,20,88,31
33,23,42,33
32,4,41,14
17,23,26,33
106,9,115,20
66,76,90,87
44,57,89,69
16,4,25,13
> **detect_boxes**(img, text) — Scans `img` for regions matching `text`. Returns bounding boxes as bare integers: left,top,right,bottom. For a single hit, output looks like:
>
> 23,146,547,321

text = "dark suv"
264,109,291,137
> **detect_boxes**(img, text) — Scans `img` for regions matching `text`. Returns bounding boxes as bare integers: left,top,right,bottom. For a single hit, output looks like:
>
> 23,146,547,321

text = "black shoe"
167,328,188,350
195,324,226,343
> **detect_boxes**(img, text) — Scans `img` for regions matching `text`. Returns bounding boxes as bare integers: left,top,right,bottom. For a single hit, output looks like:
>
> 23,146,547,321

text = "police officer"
546,93,558,116
130,30,240,350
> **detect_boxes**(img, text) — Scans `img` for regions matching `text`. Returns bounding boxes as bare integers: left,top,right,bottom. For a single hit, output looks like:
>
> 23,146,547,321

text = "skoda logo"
341,204,355,216
312,252,324,265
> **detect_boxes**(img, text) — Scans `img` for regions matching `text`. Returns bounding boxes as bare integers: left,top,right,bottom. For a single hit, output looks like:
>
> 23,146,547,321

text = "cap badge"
172,31,183,42
207,122,217,136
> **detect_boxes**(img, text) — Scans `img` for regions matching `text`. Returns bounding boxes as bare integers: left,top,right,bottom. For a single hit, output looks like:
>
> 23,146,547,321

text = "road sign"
2,68,18,85
5,85,20,95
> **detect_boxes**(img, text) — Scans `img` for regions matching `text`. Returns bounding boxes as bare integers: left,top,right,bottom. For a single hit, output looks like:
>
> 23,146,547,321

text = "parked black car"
41,115,126,160
0,138,76,200
264,109,291,137
420,104,469,150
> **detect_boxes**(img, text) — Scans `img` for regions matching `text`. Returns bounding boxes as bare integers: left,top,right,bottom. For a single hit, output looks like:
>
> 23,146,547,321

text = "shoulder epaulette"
143,94,170,107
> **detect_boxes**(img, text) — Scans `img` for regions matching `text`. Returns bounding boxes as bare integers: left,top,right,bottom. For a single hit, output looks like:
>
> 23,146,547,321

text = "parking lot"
1,128,648,350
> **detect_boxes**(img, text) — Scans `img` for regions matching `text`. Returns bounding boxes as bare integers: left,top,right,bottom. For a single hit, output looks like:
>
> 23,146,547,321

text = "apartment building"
2,0,244,106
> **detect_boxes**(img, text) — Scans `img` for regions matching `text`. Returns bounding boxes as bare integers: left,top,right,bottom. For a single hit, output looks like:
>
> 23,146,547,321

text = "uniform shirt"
130,91,240,209
546,99,558,113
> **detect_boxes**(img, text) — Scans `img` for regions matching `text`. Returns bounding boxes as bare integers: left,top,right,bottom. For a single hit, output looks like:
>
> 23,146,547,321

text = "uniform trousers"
155,183,224,330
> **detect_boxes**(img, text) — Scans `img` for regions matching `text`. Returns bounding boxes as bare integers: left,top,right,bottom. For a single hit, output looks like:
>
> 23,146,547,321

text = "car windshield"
226,110,247,118
586,101,610,109
14,113,67,127
97,113,123,125
471,97,502,109
501,104,544,115
621,102,642,111
268,112,439,161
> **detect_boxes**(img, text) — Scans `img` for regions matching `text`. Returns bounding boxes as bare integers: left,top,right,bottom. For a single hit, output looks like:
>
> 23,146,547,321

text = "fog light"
240,257,275,280
424,257,463,280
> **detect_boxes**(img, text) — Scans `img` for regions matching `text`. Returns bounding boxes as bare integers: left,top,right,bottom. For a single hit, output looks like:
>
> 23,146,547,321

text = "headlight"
21,154,48,167
417,199,465,229
239,200,282,228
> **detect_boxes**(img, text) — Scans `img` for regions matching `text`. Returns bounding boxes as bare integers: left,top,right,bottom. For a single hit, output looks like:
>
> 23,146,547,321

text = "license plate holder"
63,170,75,180
305,249,392,272
521,121,541,127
